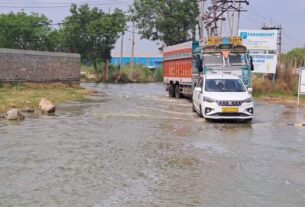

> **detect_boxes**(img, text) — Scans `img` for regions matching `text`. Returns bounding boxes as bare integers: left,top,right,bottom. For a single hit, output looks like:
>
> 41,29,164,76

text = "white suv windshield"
205,79,246,92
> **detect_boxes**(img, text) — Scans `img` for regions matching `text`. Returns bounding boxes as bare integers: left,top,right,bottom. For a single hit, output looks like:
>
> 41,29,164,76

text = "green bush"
82,63,164,83
108,64,162,83
252,65,299,97
154,67,163,82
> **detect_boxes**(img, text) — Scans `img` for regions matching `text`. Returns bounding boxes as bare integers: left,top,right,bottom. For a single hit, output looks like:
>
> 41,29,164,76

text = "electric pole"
120,32,124,68
198,0,205,44
130,22,135,70
262,24,282,56
200,0,249,38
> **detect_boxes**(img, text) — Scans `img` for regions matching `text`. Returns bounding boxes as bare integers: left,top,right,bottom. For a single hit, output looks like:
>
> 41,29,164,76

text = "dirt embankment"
0,85,94,114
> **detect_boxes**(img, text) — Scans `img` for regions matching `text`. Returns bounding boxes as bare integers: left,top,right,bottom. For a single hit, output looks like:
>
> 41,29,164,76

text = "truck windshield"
229,53,247,66
203,54,223,66
205,79,246,92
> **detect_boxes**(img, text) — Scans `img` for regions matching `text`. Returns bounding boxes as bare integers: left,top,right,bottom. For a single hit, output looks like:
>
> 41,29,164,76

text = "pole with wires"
130,21,135,70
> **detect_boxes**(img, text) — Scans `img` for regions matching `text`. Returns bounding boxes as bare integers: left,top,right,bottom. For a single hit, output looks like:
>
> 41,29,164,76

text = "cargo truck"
163,37,254,98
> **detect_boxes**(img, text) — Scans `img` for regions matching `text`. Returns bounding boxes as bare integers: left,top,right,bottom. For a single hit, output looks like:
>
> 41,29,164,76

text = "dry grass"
253,65,299,95
0,85,89,113
252,64,305,105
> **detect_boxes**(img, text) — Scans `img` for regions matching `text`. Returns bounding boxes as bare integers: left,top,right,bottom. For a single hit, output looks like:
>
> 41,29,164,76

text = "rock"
21,108,35,113
5,109,25,120
39,98,56,113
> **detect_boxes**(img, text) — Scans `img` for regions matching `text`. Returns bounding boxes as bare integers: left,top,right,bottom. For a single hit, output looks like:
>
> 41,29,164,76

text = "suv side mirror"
248,88,253,94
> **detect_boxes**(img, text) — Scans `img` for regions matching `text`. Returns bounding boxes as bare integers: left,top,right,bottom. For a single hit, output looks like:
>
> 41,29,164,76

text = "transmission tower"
199,0,249,40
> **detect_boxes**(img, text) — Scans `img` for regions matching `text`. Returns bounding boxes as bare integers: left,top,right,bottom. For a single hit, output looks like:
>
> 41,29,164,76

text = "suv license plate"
222,108,239,113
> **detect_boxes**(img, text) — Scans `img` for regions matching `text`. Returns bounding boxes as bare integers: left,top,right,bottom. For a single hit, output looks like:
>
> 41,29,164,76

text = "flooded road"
1,83,305,207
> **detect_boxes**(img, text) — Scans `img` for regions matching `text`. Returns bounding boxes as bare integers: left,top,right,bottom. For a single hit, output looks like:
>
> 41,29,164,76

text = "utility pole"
236,1,242,35
200,0,249,38
262,24,282,84
211,0,218,36
262,24,282,56
130,22,135,70
230,0,236,35
120,32,124,68
303,44,305,66
198,0,205,44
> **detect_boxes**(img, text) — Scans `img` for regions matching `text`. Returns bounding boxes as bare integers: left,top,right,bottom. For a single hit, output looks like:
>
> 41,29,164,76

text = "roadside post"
297,67,305,107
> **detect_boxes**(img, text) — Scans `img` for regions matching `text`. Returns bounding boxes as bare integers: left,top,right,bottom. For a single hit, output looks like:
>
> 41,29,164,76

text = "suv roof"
204,74,240,80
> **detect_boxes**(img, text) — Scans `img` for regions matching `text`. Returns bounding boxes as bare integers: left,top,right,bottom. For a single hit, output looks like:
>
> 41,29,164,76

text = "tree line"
0,1,304,81
0,1,199,81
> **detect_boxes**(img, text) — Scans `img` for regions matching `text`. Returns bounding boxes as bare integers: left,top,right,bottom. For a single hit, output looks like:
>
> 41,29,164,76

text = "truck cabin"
203,51,248,67
193,37,254,74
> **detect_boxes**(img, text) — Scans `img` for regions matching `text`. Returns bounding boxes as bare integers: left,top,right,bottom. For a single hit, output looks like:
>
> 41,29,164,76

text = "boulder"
39,98,56,113
5,109,25,120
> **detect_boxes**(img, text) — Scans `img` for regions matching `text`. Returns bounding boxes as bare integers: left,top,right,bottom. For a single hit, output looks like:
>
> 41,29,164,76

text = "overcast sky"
0,0,304,55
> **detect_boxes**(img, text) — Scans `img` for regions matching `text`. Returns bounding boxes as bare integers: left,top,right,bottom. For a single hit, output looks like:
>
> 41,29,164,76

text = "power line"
241,12,263,25
248,5,270,22
282,30,298,44
0,0,131,5
0,3,124,9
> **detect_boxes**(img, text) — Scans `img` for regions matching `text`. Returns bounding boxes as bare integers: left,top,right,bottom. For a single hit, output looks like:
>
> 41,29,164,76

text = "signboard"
251,54,278,74
300,67,305,94
297,67,305,107
239,29,278,51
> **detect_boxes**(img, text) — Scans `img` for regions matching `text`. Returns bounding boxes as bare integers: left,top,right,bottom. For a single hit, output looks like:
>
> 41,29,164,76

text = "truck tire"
175,84,181,99
168,84,174,98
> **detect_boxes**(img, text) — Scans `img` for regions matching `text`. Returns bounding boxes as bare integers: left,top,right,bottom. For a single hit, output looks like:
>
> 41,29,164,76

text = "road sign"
251,54,278,74
238,29,278,74
239,29,278,51
297,67,305,107
300,68,305,94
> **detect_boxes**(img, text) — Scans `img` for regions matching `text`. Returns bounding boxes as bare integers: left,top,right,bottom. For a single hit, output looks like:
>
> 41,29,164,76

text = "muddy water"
1,83,305,207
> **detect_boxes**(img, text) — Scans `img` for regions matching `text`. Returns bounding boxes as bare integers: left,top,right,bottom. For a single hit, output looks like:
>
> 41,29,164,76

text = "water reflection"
0,83,305,207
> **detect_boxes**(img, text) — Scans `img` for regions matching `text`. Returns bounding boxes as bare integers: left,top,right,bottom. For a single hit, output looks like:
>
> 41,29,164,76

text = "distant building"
111,53,163,69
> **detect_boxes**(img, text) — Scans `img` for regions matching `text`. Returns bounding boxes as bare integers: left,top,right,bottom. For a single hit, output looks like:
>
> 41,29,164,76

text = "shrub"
154,67,163,82
252,64,299,96
252,78,273,95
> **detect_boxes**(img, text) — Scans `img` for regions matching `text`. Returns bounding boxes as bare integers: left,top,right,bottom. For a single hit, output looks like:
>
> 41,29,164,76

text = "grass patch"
81,63,163,83
252,77,305,106
0,85,90,113
109,64,163,83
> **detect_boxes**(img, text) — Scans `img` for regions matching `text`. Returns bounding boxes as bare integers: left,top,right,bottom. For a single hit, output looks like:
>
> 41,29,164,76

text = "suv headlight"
203,96,216,103
243,97,253,103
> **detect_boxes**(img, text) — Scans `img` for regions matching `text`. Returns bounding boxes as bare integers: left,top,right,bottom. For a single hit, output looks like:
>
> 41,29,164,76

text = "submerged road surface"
1,83,305,207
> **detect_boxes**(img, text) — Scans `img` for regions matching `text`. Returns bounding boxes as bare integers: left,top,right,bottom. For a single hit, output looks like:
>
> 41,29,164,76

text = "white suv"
192,74,254,121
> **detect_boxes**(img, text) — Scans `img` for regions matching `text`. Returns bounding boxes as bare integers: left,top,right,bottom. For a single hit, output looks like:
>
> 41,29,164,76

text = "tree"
61,4,126,81
131,0,199,47
280,48,305,67
0,11,52,50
